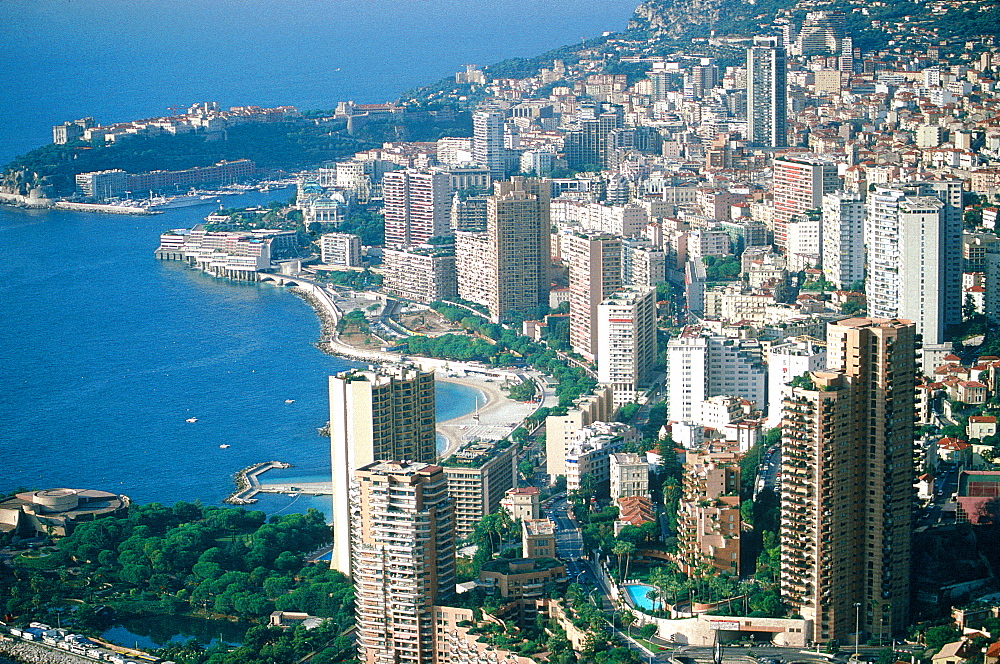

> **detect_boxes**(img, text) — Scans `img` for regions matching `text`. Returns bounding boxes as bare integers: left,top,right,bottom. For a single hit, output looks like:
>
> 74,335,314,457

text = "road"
754,445,780,500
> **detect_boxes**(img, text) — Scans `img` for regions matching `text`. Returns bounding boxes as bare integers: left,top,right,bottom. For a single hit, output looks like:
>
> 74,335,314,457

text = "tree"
841,300,862,315
925,625,962,652
964,292,978,320
638,623,658,639
613,540,636,582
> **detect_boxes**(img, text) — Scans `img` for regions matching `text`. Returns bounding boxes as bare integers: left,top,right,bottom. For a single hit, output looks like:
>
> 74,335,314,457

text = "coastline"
290,284,537,457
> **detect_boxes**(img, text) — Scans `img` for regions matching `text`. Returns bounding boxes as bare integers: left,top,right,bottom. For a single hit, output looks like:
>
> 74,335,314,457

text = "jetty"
54,201,160,215
224,460,292,504
224,460,334,504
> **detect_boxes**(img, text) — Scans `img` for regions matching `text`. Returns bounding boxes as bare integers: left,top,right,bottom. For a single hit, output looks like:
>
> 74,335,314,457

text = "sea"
0,0,640,516
0,0,642,649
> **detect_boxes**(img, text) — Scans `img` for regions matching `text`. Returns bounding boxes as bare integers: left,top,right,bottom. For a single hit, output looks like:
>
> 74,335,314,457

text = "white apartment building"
687,228,733,260
701,395,744,433
551,200,649,237
867,186,953,346
564,422,639,494
621,238,667,288
610,452,650,500
666,330,767,424
785,216,821,271
765,336,827,428
320,232,363,267
821,191,865,289
597,287,658,405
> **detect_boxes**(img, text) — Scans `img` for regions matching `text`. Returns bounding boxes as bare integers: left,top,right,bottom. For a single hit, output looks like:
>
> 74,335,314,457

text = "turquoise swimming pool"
624,583,658,611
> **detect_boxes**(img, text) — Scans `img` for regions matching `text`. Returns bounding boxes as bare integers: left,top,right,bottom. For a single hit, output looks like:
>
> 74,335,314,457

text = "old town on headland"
6,1,1000,664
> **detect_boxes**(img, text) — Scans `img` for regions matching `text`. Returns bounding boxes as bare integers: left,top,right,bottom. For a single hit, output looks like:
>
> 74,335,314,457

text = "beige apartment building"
501,486,541,522
564,232,622,360
381,246,458,304
676,451,741,576
352,461,455,664
521,518,557,559
781,318,916,643
455,177,551,323
441,440,516,540
329,366,437,576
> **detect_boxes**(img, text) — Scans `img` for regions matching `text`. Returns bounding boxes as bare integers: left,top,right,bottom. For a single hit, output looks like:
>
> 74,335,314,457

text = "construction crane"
167,105,185,117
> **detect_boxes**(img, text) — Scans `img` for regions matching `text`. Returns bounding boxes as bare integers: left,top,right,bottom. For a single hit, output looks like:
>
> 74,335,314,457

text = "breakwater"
224,460,292,505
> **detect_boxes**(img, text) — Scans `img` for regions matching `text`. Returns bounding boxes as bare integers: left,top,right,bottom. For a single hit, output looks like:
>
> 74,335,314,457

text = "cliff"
627,0,725,40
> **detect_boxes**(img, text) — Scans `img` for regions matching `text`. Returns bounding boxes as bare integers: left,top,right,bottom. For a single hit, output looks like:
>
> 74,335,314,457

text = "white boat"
185,417,197,423
284,399,295,404
219,444,230,449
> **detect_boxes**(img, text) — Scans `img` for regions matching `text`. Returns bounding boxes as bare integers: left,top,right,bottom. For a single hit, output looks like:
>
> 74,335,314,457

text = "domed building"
0,488,129,537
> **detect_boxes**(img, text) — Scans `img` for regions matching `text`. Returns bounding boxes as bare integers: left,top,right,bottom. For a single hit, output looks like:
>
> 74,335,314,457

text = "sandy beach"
291,284,544,458
433,372,540,458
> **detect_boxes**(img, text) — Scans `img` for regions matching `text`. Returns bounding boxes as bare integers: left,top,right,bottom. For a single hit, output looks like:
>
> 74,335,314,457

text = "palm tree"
612,540,636,582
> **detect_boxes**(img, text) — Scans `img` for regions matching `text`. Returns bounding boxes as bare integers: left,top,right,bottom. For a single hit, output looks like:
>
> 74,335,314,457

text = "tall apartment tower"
352,460,455,664
772,155,841,249
483,177,551,323
821,191,865,290
566,232,622,360
473,109,506,182
328,366,437,576
382,169,452,247
597,286,658,406
781,318,915,643
867,184,960,346
746,37,788,148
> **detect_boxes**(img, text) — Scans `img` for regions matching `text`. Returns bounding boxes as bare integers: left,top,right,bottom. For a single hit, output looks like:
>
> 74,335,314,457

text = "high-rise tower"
772,155,841,250
485,177,551,322
352,460,455,664
747,36,788,148
473,109,506,181
382,169,452,247
866,180,963,346
328,366,437,576
565,232,622,360
781,318,915,643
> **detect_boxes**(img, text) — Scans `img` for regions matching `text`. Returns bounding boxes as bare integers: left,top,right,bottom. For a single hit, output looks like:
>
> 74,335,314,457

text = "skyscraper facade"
867,183,960,345
382,169,452,247
473,109,506,181
485,177,551,322
821,190,865,290
596,286,657,406
781,318,915,643
328,366,437,576
565,232,622,360
746,37,788,148
352,460,455,664
772,155,840,249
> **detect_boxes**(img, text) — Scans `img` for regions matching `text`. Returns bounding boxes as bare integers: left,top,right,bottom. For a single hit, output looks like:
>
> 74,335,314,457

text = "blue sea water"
0,0,641,515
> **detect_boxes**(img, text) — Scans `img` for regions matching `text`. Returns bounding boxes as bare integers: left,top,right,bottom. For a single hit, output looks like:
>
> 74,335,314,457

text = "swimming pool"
624,583,659,611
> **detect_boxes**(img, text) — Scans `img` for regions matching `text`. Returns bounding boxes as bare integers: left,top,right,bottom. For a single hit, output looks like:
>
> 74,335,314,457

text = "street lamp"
855,602,862,658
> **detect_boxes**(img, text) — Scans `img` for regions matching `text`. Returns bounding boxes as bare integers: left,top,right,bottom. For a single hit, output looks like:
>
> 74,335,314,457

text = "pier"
224,460,292,504
224,461,333,504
